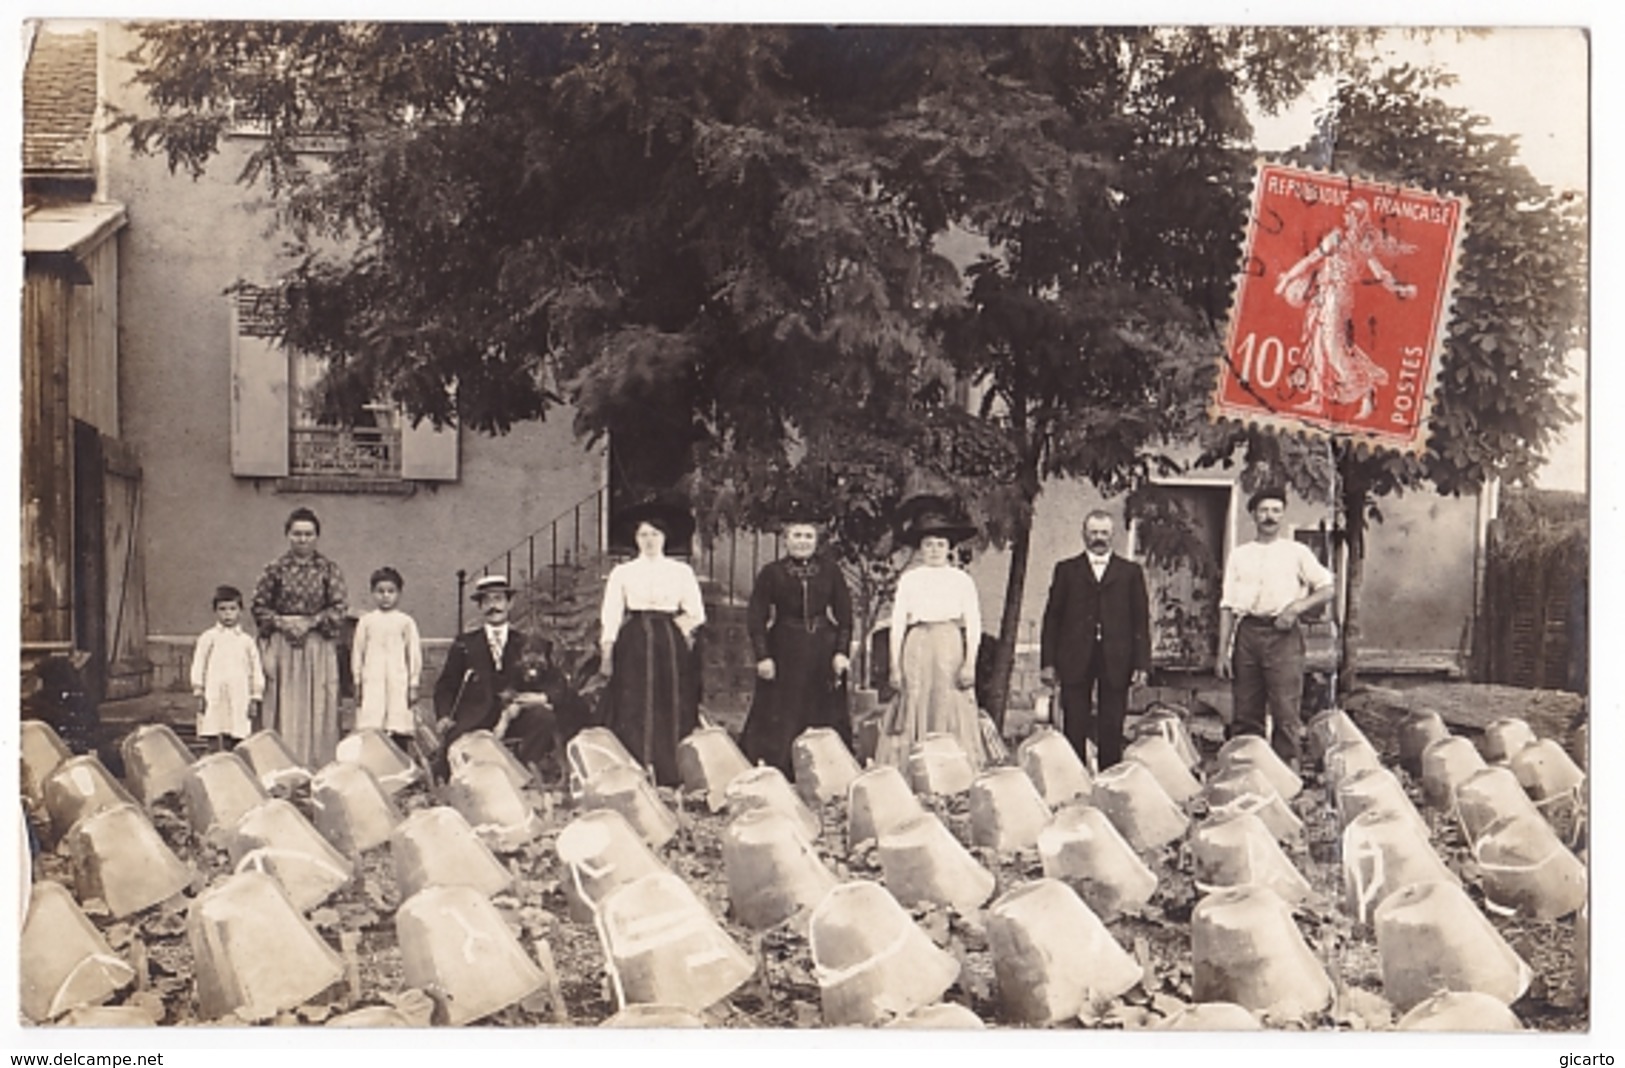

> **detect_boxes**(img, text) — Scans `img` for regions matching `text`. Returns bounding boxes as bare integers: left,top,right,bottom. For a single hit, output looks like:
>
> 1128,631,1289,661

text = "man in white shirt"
1215,487,1336,769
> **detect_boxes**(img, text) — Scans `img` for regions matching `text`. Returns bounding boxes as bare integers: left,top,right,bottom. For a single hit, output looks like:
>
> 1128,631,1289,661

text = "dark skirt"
740,621,851,778
602,610,699,786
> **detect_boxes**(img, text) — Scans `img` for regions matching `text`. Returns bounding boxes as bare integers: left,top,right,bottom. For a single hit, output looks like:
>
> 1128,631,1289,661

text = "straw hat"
468,573,517,601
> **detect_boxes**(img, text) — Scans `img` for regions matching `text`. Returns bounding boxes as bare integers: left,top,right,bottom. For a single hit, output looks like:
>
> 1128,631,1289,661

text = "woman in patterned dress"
252,507,348,766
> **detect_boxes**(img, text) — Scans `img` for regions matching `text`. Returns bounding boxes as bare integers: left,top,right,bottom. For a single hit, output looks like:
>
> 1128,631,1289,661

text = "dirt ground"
27,682,1588,1031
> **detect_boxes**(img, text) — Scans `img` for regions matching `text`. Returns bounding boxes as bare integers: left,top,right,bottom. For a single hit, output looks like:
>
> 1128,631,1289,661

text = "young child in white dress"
191,585,265,750
351,566,423,750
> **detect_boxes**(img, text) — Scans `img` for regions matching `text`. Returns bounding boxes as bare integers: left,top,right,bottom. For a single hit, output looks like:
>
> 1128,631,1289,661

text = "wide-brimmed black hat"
1246,485,1289,513
895,493,978,548
613,496,697,550
775,497,828,528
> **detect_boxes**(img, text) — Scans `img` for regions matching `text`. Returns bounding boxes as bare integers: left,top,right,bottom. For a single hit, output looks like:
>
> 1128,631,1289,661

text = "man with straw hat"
1215,487,1335,770
429,575,567,782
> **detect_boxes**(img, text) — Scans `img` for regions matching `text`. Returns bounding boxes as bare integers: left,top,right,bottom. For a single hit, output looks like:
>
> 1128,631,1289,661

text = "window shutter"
400,412,459,481
229,291,290,477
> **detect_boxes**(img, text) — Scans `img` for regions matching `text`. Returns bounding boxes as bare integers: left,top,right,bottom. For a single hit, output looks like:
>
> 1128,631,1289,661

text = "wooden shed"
22,202,149,700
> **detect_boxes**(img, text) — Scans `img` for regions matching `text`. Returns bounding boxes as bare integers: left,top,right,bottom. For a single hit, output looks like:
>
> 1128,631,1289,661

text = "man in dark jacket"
432,575,582,782
1039,510,1152,772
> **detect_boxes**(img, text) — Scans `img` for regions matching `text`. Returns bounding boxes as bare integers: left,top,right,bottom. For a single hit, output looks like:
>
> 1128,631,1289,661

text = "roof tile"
23,29,99,176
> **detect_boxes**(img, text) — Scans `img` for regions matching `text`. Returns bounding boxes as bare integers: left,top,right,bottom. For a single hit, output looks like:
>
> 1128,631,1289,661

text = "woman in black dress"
739,513,854,777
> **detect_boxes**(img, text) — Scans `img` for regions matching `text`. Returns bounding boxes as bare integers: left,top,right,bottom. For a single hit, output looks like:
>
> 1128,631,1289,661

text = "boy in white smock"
191,585,265,749
351,566,423,751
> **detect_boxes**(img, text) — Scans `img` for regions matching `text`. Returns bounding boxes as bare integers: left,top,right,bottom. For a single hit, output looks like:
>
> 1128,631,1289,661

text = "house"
63,21,606,693
22,24,142,702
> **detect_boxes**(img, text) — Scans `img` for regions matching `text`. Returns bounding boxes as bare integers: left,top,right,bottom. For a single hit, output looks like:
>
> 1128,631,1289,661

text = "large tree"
1197,62,1587,691
128,26,1560,716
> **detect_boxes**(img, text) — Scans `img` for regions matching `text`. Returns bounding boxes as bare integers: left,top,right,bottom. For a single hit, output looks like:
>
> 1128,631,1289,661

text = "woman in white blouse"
599,506,706,785
877,499,989,770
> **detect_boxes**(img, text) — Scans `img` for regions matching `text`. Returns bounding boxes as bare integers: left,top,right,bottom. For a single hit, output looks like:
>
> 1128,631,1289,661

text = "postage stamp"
1211,162,1468,452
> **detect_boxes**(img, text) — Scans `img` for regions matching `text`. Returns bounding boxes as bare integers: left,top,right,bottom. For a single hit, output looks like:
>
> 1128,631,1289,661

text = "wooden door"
101,437,150,700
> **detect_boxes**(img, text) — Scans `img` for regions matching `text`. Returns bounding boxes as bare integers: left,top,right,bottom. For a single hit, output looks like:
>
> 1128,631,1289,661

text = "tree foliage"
1197,59,1587,686
116,24,1581,702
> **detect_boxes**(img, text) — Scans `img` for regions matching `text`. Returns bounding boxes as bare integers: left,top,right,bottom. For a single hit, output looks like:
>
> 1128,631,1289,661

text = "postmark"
1211,162,1468,452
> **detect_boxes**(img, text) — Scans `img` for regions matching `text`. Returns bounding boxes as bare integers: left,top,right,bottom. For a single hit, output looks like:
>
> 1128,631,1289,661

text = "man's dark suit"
432,626,560,778
1039,553,1152,770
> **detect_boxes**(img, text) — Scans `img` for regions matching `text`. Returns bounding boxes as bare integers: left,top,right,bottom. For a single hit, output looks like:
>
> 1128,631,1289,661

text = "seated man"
431,575,588,783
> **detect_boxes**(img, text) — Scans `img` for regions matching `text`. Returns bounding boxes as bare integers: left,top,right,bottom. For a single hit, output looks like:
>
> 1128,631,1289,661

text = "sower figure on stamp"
431,575,576,783
1039,510,1152,773
1215,487,1336,770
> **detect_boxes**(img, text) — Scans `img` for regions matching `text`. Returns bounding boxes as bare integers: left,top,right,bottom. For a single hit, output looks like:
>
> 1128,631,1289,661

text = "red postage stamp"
1211,162,1468,452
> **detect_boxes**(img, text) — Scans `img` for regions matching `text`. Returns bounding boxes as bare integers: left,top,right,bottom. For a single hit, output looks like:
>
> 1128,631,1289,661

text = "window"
229,286,457,488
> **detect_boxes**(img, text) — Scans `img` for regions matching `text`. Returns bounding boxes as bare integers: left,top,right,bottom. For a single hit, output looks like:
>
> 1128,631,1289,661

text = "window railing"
290,425,400,477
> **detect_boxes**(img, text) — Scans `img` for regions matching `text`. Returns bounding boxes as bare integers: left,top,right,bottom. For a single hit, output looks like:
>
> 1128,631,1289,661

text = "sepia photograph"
9,3,1602,1056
